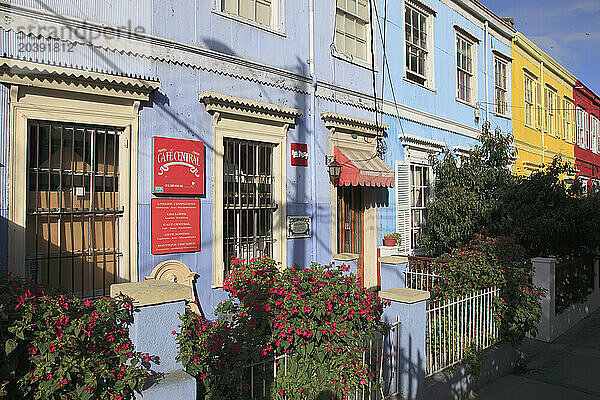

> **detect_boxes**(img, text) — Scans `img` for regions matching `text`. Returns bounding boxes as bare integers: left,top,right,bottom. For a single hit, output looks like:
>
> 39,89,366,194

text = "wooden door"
337,186,365,282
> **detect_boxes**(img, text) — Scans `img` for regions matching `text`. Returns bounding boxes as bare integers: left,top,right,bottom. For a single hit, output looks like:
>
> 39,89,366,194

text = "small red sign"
291,143,308,166
154,137,204,195
151,199,201,255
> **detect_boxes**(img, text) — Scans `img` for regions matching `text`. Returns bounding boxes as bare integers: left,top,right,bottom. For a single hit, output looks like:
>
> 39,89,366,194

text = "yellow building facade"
511,32,576,175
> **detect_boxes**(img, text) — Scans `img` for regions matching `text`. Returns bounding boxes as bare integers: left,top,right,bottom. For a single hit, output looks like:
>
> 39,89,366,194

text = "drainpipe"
309,0,318,263
541,61,545,165
484,21,489,124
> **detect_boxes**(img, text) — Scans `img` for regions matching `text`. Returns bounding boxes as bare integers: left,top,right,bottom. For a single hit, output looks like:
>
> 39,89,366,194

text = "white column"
531,257,556,342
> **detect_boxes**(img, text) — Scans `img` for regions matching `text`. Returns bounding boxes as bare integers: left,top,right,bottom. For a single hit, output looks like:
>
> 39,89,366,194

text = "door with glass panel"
26,120,123,297
410,164,430,250
337,186,364,282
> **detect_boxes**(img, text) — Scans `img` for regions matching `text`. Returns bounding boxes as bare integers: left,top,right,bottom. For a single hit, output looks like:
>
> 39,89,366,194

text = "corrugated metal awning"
334,146,394,187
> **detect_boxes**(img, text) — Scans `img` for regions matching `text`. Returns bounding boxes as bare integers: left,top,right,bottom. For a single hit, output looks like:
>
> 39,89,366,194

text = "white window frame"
403,0,436,89
577,107,590,149
398,134,445,254
333,0,372,66
494,56,509,116
544,86,557,136
213,0,285,34
455,27,478,107
524,73,534,127
563,97,574,143
591,115,600,154
1,59,159,284
408,162,432,251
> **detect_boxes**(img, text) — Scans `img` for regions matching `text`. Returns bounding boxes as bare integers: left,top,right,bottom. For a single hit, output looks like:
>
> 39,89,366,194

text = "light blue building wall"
0,0,389,316
374,0,515,243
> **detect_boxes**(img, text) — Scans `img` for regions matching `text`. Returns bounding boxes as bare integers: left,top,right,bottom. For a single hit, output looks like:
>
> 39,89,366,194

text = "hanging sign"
291,143,309,166
151,199,201,255
154,137,204,195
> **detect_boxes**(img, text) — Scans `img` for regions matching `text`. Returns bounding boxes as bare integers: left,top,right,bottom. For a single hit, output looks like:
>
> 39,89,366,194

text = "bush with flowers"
174,257,387,400
430,235,545,345
0,275,149,400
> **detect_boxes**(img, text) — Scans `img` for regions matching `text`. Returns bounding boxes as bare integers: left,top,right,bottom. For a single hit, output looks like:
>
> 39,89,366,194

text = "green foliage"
420,127,600,261
0,275,148,400
431,235,545,345
420,128,514,257
555,256,596,314
462,343,483,377
383,233,402,245
174,257,387,400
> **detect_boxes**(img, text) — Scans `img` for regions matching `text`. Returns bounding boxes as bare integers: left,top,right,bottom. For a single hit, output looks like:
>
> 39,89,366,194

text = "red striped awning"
334,146,394,187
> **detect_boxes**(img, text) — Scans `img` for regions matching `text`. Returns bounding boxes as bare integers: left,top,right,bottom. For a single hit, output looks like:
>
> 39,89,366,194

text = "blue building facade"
0,0,399,317
0,0,514,317
375,0,515,254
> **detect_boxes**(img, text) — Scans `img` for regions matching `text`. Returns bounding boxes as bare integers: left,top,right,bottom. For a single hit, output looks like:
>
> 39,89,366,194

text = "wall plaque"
152,199,201,254
287,216,311,239
290,143,308,166
154,137,204,195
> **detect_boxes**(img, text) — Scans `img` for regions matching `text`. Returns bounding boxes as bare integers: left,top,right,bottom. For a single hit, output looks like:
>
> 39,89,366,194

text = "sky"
480,0,600,95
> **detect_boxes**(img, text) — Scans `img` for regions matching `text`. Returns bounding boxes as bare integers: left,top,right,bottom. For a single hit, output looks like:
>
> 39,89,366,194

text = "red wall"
573,80,600,183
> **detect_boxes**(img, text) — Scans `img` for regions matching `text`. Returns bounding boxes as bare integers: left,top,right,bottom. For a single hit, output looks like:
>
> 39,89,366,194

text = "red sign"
154,137,204,195
291,143,308,166
151,199,201,255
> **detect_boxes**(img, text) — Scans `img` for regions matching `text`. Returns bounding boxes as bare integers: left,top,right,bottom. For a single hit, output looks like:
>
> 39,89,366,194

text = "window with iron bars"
26,120,122,298
223,138,276,275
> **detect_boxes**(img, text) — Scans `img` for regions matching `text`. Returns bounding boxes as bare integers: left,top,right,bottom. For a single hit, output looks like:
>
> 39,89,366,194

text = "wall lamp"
325,155,342,180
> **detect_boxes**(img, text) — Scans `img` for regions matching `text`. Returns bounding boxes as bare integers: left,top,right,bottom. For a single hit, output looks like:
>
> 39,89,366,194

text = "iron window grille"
26,120,123,298
223,138,276,276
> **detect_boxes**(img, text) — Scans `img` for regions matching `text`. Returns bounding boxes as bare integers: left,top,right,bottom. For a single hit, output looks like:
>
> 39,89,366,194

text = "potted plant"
384,233,402,247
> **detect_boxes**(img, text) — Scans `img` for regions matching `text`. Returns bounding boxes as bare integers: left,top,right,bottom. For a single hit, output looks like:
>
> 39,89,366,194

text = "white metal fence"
404,269,440,291
241,336,385,399
425,286,500,376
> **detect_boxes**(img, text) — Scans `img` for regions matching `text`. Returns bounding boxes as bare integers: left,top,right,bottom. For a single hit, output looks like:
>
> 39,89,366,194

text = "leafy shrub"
0,275,148,400
430,235,545,345
174,257,387,400
421,127,600,261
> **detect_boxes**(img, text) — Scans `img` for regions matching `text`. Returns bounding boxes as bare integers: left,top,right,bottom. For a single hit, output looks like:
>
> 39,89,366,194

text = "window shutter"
395,161,411,254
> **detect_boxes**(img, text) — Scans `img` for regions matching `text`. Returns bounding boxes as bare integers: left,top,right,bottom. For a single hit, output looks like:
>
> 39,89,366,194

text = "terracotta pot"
384,237,396,246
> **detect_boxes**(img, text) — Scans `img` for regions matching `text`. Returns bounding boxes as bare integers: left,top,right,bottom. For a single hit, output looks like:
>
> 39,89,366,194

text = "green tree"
420,126,514,256
421,125,600,260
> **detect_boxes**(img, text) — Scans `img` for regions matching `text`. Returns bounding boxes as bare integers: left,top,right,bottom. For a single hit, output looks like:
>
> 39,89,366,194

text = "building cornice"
446,0,516,40
321,112,388,136
200,91,302,125
401,133,447,153
514,32,577,86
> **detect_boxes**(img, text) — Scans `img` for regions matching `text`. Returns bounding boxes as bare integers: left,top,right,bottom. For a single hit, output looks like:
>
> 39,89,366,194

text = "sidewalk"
474,308,600,399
